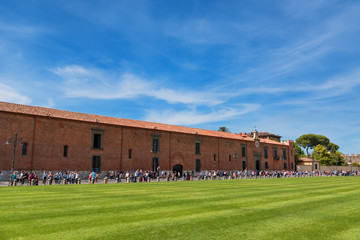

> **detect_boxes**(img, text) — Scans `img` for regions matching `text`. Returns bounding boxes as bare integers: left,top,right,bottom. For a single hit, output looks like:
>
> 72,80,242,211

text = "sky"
0,0,359,154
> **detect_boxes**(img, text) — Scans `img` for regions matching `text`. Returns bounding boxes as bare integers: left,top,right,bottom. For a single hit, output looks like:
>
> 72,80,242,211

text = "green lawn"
1,177,360,240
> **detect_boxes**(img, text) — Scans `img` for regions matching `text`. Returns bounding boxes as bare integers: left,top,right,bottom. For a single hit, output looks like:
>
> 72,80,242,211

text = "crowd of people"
8,170,82,186
5,169,360,186
198,169,360,179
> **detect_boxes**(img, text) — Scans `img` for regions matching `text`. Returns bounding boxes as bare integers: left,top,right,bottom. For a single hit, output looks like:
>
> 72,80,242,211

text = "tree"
326,142,339,153
330,151,345,166
296,134,317,156
293,142,305,164
317,135,330,147
218,126,230,133
296,134,330,156
294,142,305,156
313,144,345,166
313,145,332,166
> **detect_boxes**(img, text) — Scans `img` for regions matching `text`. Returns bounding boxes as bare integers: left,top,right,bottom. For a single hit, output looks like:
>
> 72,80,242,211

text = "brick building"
343,154,360,165
0,102,295,174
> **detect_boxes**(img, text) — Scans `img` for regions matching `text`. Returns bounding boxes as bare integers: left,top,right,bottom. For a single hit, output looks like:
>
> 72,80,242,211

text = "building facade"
343,154,360,165
0,102,295,174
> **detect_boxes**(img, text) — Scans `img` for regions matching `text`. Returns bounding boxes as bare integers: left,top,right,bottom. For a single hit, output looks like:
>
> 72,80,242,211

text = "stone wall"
297,165,360,172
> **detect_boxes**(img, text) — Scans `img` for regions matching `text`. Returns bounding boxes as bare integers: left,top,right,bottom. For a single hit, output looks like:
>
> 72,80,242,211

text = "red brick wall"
0,111,295,172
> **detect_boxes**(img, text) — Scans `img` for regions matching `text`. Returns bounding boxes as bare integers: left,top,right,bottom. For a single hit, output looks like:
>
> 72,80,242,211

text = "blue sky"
0,0,359,154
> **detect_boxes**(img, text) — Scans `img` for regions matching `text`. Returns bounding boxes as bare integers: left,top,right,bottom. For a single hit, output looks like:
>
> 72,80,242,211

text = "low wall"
297,165,360,172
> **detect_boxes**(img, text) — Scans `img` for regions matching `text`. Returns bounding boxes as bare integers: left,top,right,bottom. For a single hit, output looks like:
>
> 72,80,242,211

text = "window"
152,137,160,153
241,145,246,157
284,162,287,170
213,154,216,162
265,161,269,169
128,149,132,159
22,143,27,156
63,145,68,157
264,147,268,158
92,129,104,149
291,162,294,170
195,142,201,154
283,149,287,160
274,148,278,160
242,161,246,170
93,134,101,148
315,164,318,170
195,159,201,172
229,155,231,162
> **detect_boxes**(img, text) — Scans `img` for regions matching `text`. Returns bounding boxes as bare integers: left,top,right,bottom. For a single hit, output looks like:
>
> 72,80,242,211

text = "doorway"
173,164,183,177
195,159,201,172
255,160,260,171
152,157,159,172
254,152,261,171
92,156,101,172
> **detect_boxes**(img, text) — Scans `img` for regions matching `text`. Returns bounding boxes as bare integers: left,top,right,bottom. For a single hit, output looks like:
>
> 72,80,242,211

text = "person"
75,171,79,184
157,165,160,177
42,171,47,185
91,171,96,183
33,172,39,185
11,171,17,185
48,172,53,185
88,173,92,184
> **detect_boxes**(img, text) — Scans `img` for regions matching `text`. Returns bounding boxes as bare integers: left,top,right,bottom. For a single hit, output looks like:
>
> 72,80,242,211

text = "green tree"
296,134,330,156
293,142,305,164
326,142,339,153
296,134,316,156
218,126,230,133
313,145,332,166
313,144,345,166
317,135,330,147
294,142,305,156
330,151,345,166
351,162,360,167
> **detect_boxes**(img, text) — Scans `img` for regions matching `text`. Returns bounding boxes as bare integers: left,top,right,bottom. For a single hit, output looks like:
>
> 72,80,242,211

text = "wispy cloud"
283,0,327,19
0,21,50,45
272,68,360,105
144,104,261,125
164,18,231,45
0,83,31,104
52,65,224,106
226,2,360,87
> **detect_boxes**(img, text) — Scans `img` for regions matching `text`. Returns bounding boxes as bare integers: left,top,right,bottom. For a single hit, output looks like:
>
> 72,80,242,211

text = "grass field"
1,177,360,240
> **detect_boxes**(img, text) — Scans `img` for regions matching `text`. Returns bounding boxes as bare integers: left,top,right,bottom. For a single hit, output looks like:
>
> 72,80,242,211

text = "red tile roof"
299,157,320,162
0,101,290,145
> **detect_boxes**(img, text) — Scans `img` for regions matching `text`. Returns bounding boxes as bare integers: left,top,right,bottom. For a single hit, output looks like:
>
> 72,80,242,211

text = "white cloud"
144,104,261,125
0,83,31,104
52,65,224,106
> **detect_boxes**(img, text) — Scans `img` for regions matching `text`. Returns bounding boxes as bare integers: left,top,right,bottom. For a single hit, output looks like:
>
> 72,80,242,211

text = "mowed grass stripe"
1,177,360,240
